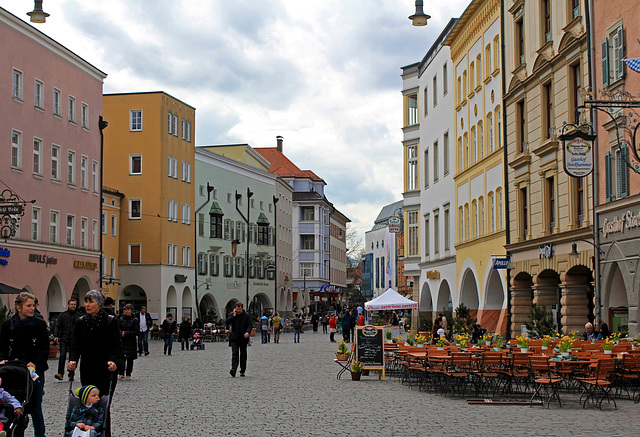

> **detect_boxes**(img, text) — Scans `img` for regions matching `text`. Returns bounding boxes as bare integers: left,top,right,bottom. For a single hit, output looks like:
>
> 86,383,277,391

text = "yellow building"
101,186,124,301
445,0,508,334
103,92,196,321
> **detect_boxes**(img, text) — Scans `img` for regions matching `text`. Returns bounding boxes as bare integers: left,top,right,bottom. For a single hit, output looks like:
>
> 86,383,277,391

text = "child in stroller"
65,385,108,437
190,329,205,350
0,377,23,437
0,361,33,437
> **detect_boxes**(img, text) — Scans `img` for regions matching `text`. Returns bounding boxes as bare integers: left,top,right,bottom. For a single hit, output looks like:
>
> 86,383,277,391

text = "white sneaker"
118,375,124,380
125,376,131,380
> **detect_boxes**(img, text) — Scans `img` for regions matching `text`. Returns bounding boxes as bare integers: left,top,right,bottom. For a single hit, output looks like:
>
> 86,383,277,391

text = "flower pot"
437,346,444,351
541,346,548,350
48,345,58,359
603,349,612,354
415,343,424,348
520,348,528,353
336,353,349,361
493,347,501,352
560,352,569,357
351,371,362,381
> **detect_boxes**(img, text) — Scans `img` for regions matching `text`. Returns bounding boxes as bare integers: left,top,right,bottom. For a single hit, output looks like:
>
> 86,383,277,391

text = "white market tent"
364,288,418,311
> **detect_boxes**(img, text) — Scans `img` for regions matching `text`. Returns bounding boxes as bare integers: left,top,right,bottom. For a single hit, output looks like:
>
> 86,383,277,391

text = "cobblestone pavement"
28,331,638,436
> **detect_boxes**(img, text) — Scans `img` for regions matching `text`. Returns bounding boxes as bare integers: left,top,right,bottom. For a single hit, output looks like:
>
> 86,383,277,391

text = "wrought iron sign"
1,188,34,240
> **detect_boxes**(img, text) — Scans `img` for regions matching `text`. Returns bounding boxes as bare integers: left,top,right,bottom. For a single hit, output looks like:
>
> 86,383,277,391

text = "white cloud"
3,0,470,241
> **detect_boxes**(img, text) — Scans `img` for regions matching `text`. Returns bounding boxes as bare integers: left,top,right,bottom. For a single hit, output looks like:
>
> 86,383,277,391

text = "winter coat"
225,310,252,344
69,310,124,397
137,311,153,332
0,315,49,375
161,318,177,335
118,314,139,360
0,388,21,423
54,309,80,344
179,320,192,339
66,403,105,433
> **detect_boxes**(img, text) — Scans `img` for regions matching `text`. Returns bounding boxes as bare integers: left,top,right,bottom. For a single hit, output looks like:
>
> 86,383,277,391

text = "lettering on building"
426,270,440,280
602,209,640,238
74,260,97,269
28,253,58,265
539,243,554,259
0,247,9,266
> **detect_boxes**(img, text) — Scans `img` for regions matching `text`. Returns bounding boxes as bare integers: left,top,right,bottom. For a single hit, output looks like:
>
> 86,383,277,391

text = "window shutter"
620,145,629,198
605,152,611,201
616,26,625,80
602,38,610,88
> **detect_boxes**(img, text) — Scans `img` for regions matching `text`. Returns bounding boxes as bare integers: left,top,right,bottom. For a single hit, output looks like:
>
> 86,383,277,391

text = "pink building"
0,7,106,322
593,2,640,337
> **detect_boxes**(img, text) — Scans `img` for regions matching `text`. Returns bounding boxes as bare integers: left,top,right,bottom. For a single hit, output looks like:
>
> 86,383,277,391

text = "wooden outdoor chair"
529,356,563,408
577,358,617,409
473,352,504,397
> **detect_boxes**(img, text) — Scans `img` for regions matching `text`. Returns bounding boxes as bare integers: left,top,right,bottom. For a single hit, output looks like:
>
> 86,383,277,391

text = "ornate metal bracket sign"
0,188,31,240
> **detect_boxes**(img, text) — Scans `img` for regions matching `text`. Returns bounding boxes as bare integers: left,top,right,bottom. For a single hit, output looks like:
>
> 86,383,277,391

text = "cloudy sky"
5,0,469,239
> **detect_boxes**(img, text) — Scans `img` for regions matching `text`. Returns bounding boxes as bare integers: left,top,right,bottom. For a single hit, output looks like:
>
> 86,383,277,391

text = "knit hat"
85,290,104,307
75,385,98,405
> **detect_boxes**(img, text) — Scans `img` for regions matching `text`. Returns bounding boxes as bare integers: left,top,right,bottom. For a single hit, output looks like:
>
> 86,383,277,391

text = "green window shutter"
602,38,610,88
620,146,629,198
616,26,625,80
605,152,611,201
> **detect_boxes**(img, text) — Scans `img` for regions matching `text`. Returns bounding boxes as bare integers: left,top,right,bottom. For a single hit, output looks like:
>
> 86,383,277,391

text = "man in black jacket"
54,298,80,380
225,302,253,377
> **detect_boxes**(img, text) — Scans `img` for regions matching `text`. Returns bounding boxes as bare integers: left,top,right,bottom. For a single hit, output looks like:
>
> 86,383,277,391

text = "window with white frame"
92,160,98,193
168,200,177,222
130,154,142,174
489,192,495,233
198,253,207,275
433,75,438,107
424,215,430,257
301,235,314,250
53,89,61,116
480,197,485,236
66,214,75,246
33,138,42,176
223,255,233,277
129,244,141,264
50,145,60,180
459,206,465,243
224,219,234,240
168,112,178,135
68,96,76,123
101,212,107,234
408,211,419,256
443,62,448,95
248,257,255,278
167,244,178,266
168,156,178,178
498,189,504,230
50,210,59,244
181,161,191,182
81,103,89,129
31,206,41,242
34,79,44,109
181,118,192,141
129,199,141,219
300,263,314,277
80,155,88,189
11,130,22,170
110,257,116,277
181,203,191,225
130,110,142,131
406,94,418,126
443,132,449,175
478,122,484,160
443,205,450,252
181,246,191,267
111,215,117,237
67,150,75,185
93,219,98,249
433,140,439,182
210,254,219,276
12,69,23,100
235,257,244,277
407,145,418,191
424,148,429,188
235,221,244,242
602,24,625,88
80,217,88,249
423,86,428,116
433,210,440,255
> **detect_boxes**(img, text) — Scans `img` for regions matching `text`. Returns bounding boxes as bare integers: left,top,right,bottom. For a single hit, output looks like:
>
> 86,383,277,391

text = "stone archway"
181,286,193,320
225,299,239,319
119,285,147,313
436,281,453,313
199,294,219,323
72,276,92,310
46,275,65,321
606,263,628,334
483,269,506,334
510,272,533,337
250,293,272,318
460,269,480,320
560,265,594,334
166,285,178,319
533,269,561,331
420,282,433,313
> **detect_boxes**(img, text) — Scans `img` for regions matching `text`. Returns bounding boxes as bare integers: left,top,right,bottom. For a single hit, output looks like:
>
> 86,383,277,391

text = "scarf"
85,309,107,334
9,314,37,331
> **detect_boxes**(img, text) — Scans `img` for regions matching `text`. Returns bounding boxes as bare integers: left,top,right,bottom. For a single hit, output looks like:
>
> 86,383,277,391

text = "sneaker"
125,376,131,380
145,352,149,356
0,429,7,437
118,375,124,380
54,373,63,381
229,370,236,377
240,372,245,377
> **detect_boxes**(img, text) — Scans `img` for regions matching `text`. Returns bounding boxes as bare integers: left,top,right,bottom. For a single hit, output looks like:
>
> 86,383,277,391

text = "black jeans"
118,357,134,376
57,341,74,377
230,341,248,373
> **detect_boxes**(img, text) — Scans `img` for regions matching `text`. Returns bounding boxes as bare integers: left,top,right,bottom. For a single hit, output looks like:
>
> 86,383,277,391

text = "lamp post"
235,187,253,309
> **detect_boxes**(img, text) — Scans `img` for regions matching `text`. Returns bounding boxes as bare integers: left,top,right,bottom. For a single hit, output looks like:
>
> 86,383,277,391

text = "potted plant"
405,334,415,346
602,338,615,354
336,341,350,361
455,333,470,349
414,334,427,347
392,335,401,344
493,334,503,351
350,361,364,380
541,335,553,350
558,335,573,356
436,336,447,350
385,330,392,342
516,334,530,353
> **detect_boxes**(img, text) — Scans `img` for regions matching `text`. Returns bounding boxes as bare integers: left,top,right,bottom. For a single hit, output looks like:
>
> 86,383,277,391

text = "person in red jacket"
328,313,337,342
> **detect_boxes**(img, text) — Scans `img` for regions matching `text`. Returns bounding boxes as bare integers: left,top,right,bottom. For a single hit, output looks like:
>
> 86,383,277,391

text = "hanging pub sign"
560,128,596,178
388,217,402,233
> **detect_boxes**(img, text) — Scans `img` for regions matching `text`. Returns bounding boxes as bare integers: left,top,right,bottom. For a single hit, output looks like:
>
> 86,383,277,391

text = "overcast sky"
5,0,469,240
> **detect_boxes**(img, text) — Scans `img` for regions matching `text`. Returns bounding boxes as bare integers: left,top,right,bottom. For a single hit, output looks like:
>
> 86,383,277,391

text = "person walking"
226,302,252,377
272,312,282,344
0,292,49,437
67,290,124,437
102,297,116,316
350,310,357,342
292,314,303,343
161,314,177,355
54,298,80,381
260,313,269,344
321,313,329,334
137,306,152,356
117,304,138,380
341,311,352,343
328,313,337,342
311,312,319,333
179,316,192,351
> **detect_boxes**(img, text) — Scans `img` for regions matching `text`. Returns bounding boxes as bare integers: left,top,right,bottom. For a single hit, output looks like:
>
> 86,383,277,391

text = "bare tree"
346,223,363,266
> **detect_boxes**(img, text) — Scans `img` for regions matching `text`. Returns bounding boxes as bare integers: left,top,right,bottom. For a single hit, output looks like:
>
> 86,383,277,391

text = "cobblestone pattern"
23,331,638,436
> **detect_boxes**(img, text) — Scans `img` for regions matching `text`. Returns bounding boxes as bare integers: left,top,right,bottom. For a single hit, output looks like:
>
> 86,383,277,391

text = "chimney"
276,135,283,152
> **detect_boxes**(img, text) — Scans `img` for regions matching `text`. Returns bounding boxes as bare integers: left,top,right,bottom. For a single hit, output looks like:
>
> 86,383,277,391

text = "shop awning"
0,282,23,294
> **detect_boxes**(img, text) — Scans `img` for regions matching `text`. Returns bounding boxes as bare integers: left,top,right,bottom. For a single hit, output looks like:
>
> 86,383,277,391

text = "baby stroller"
0,360,35,437
190,329,205,350
65,381,112,437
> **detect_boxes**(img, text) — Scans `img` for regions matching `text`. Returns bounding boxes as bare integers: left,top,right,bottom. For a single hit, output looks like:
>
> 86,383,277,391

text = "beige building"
503,0,594,335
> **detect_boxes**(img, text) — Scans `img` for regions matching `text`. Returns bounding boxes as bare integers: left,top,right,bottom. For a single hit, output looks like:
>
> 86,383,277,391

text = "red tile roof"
255,148,325,183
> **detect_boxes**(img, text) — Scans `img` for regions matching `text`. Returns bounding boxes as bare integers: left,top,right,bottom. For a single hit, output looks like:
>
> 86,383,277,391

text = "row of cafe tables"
383,340,640,409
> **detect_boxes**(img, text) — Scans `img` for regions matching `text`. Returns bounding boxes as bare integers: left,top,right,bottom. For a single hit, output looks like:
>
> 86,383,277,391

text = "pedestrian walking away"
311,312,319,333
226,302,253,377
161,314,177,355
179,317,192,351
137,306,152,356
272,313,282,343
321,313,329,334
292,314,303,343
67,290,124,437
0,291,49,437
117,304,139,380
328,313,337,342
54,298,80,381
260,313,269,344
341,311,352,343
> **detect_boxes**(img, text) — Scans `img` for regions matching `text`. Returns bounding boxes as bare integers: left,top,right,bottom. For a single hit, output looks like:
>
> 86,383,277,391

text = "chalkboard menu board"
356,326,384,367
